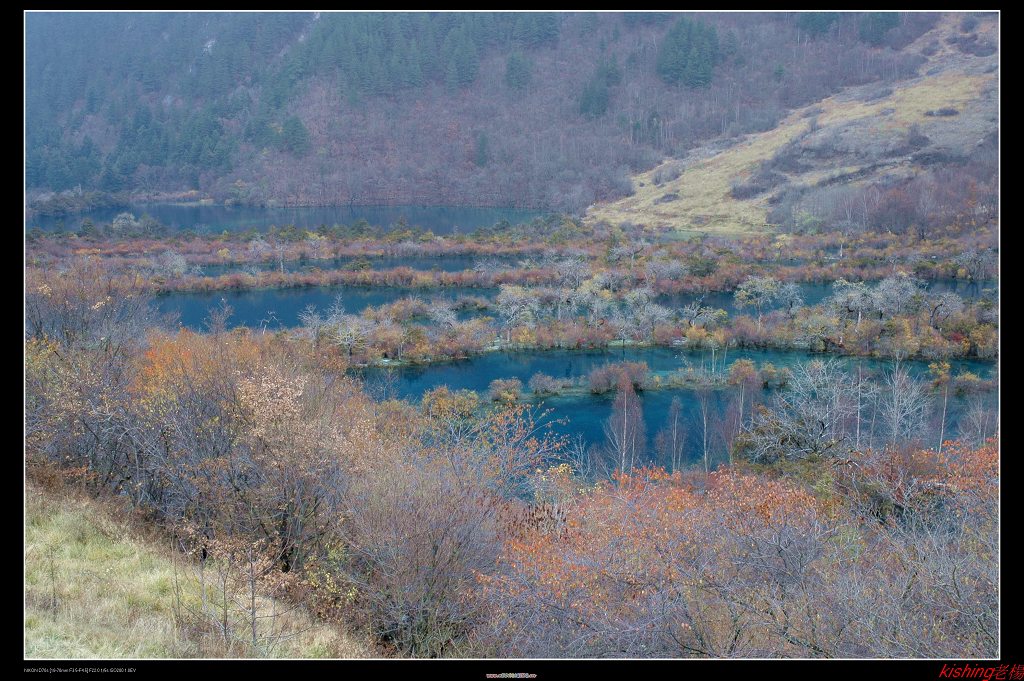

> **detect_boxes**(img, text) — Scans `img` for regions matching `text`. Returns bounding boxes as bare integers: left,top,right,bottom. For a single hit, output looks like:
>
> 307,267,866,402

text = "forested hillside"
24,11,1000,663
27,11,948,211
589,12,999,237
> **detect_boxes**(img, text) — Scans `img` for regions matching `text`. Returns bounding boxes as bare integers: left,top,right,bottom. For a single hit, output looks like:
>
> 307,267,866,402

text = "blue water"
356,346,997,465
151,283,997,466
197,254,521,277
159,278,996,330
158,285,498,330
28,203,546,235
659,279,996,314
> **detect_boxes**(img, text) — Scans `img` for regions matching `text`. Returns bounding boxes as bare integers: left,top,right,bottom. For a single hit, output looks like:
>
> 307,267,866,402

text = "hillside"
23,10,1001,664
25,480,371,658
586,12,998,236
26,11,952,212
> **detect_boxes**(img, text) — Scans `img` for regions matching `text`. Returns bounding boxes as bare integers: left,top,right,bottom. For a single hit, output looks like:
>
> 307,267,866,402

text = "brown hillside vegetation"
24,477,373,659
28,12,949,211
586,12,998,235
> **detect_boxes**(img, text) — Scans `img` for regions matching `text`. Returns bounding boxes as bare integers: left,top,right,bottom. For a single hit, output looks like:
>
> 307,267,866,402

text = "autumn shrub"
421,386,481,422
727,314,774,347
587,361,649,394
757,362,791,389
319,455,501,656
528,372,565,395
312,403,564,656
651,322,685,346
478,468,836,657
488,378,523,403
479,445,998,658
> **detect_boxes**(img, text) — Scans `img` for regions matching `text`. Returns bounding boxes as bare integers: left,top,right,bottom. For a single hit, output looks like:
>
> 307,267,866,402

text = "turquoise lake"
355,346,997,466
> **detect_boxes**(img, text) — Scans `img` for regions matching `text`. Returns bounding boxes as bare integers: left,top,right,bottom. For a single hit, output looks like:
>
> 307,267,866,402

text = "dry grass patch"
24,482,373,659
586,10,996,239
586,70,991,237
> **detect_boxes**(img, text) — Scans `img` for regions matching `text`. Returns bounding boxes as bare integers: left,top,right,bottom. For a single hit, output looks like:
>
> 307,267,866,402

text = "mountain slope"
585,12,998,235
27,11,949,212
25,482,371,658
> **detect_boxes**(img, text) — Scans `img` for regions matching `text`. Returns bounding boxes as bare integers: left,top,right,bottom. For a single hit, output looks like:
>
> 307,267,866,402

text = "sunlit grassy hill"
25,481,371,659
586,12,998,236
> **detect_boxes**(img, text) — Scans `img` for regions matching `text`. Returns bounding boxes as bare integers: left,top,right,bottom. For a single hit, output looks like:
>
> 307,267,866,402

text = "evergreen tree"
579,78,609,119
504,51,532,91
474,131,490,167
596,55,622,87
280,116,311,157
858,12,901,46
454,33,479,86
797,12,840,37
656,16,719,88
578,55,622,119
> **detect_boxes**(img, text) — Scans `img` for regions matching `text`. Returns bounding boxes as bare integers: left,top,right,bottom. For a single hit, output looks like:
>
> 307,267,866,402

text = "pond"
160,278,996,330
27,203,547,235
355,346,998,465
196,253,523,277
150,284,998,466
658,279,997,314
157,285,498,329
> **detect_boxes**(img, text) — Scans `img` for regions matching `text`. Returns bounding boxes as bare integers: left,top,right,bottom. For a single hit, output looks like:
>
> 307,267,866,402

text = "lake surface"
28,203,546,235
152,284,997,466
158,285,498,329
659,279,996,313
160,279,996,330
197,254,522,277
356,346,997,466
136,229,997,465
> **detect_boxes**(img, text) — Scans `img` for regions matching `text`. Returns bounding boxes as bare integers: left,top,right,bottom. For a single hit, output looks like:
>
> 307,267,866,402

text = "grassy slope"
24,482,372,659
585,12,997,237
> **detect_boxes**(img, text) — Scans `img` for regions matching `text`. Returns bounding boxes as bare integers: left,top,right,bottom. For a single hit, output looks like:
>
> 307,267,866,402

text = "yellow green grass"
24,483,371,659
586,12,995,237
903,12,999,68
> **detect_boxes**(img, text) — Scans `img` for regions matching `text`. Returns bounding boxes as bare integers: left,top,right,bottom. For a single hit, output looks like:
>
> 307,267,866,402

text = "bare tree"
874,274,925,318
427,301,458,330
777,281,804,318
926,291,964,330
828,279,873,330
737,359,856,465
957,396,997,447
248,237,272,263
681,300,727,329
694,385,712,475
604,375,646,475
330,314,371,359
156,249,189,278
954,249,996,284
556,255,591,289
734,275,780,328
880,361,930,447
495,285,539,343
654,396,687,473
297,305,325,346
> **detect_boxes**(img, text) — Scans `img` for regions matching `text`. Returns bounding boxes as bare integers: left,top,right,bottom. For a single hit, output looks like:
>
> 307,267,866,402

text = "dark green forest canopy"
655,16,720,87
26,11,938,210
27,12,562,191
